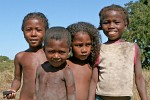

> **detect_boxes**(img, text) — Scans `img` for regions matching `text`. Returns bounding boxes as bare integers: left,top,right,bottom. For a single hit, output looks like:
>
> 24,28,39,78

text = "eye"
74,44,83,48
58,51,66,54
85,43,92,47
115,22,120,25
102,21,109,24
47,50,55,54
36,28,43,32
25,28,32,32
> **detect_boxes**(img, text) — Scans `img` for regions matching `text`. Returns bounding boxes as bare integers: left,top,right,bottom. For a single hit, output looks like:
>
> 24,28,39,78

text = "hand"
3,89,16,99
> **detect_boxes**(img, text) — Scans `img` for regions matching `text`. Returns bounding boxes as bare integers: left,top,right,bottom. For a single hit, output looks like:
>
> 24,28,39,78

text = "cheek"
24,33,29,38
87,47,92,54
101,25,107,30
45,53,52,60
24,35,30,42
38,33,45,38
62,55,69,61
72,48,80,55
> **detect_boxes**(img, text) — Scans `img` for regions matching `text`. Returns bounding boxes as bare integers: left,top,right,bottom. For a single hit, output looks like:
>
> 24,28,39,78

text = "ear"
68,47,73,58
97,25,102,30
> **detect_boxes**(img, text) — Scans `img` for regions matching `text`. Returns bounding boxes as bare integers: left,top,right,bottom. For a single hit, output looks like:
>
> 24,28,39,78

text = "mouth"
109,31,116,35
108,31,118,37
52,58,61,62
80,55,88,59
81,54,88,57
30,39,38,43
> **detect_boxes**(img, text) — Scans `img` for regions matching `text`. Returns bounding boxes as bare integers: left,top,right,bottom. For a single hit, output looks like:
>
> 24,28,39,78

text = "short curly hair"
67,22,101,66
98,4,129,30
44,26,71,47
21,12,49,31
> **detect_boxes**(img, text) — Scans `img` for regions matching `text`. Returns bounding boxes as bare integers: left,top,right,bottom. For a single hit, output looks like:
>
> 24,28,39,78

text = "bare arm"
134,44,148,100
88,66,98,100
4,53,22,99
64,66,76,100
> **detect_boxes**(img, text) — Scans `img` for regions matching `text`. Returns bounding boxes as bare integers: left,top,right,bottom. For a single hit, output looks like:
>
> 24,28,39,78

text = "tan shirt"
96,42,135,96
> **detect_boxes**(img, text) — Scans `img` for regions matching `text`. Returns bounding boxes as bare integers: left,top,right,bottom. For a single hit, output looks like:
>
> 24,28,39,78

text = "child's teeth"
109,32,115,34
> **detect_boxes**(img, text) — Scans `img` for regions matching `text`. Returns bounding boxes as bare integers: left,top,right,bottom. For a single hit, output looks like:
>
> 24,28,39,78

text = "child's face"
23,18,45,47
44,39,70,67
101,10,127,41
72,31,92,60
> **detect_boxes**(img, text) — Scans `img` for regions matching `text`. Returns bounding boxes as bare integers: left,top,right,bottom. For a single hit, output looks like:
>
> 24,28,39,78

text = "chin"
109,38,118,41
80,57,88,61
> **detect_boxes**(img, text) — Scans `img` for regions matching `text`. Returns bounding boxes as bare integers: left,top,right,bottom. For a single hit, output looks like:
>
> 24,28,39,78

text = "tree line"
0,56,10,62
0,0,149,68
123,0,150,69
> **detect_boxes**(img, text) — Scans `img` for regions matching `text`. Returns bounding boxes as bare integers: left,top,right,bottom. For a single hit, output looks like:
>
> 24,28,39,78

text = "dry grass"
0,62,150,100
0,62,20,100
132,69,150,100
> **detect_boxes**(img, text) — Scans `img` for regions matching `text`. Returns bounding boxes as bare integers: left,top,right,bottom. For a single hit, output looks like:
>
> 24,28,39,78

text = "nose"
53,53,60,59
31,30,37,36
81,46,87,53
109,22,115,29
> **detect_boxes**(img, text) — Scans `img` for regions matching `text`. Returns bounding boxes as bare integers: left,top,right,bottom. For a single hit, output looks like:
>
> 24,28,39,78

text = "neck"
27,45,43,52
70,56,88,65
105,39,125,44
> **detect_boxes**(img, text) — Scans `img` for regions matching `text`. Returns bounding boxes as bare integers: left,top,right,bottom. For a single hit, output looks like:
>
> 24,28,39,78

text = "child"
88,4,148,100
67,22,101,100
3,12,49,100
35,27,76,100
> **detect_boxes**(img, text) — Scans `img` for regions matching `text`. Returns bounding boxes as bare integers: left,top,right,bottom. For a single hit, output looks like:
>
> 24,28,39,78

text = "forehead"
24,18,44,26
102,10,125,20
45,39,69,47
73,31,91,41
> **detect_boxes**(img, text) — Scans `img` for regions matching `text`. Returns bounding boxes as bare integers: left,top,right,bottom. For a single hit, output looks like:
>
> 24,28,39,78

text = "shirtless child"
3,12,49,100
35,27,76,100
67,22,101,100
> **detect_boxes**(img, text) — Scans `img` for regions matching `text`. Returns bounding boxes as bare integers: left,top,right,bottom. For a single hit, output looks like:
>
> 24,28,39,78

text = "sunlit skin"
4,18,47,100
23,18,45,48
67,31,92,100
44,39,70,67
101,10,127,43
72,31,92,61
88,10,148,100
36,39,75,100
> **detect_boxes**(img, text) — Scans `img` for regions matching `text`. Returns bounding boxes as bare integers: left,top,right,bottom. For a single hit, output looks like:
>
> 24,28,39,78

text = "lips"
109,31,116,35
52,58,61,62
30,39,38,43
108,31,117,37
80,55,88,60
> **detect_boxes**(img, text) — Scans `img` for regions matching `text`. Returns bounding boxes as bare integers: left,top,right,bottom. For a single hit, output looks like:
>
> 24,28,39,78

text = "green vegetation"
0,56,13,72
122,0,150,69
0,56,11,62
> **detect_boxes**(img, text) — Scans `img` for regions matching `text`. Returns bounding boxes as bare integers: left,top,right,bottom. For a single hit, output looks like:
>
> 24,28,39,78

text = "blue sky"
0,0,137,60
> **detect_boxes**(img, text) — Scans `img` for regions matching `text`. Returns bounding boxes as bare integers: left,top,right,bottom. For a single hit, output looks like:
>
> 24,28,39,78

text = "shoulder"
63,65,73,75
66,59,74,67
130,42,140,54
14,51,26,61
63,65,74,81
118,41,135,49
95,53,100,66
133,43,140,49
37,48,45,54
64,65,72,72
37,61,49,74
133,43,141,57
